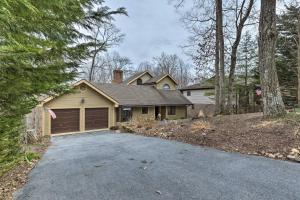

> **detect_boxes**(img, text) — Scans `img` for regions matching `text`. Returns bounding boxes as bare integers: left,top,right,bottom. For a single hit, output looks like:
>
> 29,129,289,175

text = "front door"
161,106,166,120
155,106,159,119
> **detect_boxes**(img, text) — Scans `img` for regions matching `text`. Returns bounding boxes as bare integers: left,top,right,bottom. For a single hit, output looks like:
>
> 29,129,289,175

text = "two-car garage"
50,108,109,134
41,80,118,135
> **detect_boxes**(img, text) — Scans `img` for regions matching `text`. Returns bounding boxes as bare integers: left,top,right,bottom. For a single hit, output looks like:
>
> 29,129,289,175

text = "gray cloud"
105,0,191,67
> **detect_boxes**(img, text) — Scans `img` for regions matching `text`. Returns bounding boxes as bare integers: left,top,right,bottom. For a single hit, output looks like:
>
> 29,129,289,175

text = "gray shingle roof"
180,81,215,90
94,83,192,106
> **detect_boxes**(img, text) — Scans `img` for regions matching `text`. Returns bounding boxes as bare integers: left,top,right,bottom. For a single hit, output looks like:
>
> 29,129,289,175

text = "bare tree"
216,0,226,114
259,0,285,116
138,61,155,72
179,0,216,79
153,52,192,87
137,52,192,87
88,22,125,81
87,51,133,83
226,0,254,113
175,0,258,114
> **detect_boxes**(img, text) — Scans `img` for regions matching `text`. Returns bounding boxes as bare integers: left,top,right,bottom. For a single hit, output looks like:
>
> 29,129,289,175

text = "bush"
110,126,119,130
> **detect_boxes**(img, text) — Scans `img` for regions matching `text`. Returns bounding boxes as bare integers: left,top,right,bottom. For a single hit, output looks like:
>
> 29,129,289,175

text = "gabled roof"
144,74,178,85
95,83,191,106
41,80,119,106
123,70,153,85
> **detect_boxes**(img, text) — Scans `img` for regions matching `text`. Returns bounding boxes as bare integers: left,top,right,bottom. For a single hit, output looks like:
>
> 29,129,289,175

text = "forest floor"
0,137,50,200
121,112,300,162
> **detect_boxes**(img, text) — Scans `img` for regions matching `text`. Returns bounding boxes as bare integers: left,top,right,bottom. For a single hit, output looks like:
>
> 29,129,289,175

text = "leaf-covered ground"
121,113,300,162
0,137,50,200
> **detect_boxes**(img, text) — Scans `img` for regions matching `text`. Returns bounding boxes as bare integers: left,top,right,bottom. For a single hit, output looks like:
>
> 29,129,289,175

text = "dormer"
144,74,178,90
124,71,153,85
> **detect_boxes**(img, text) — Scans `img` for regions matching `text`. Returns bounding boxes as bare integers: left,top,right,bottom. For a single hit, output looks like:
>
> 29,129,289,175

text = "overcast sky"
105,0,191,68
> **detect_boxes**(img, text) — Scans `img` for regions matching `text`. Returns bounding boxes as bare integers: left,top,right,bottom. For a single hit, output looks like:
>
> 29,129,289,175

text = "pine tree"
277,4,300,106
236,31,258,110
0,0,126,166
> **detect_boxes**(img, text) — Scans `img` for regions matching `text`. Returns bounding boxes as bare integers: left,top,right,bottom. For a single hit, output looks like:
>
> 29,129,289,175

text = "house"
180,81,215,117
30,70,192,136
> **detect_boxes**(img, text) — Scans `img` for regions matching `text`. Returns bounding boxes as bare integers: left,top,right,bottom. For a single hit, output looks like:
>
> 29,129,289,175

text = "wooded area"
175,0,300,116
1,0,300,181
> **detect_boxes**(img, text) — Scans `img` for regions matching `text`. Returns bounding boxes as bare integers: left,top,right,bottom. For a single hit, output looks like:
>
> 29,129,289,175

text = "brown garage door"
51,109,80,134
85,108,108,130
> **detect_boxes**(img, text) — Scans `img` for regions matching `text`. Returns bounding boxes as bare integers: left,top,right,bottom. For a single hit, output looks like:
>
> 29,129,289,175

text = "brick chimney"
112,69,123,84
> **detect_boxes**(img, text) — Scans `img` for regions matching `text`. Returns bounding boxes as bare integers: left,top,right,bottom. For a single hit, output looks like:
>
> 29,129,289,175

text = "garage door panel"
51,109,80,134
85,108,108,130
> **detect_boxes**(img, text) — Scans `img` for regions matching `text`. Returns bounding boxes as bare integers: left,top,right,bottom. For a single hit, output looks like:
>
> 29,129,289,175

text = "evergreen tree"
236,31,258,110
0,0,126,166
276,4,300,106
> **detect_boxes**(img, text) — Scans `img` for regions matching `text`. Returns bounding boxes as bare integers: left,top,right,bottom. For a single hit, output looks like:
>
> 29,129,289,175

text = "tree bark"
215,10,220,115
216,0,225,114
297,13,300,106
258,0,285,117
227,0,254,114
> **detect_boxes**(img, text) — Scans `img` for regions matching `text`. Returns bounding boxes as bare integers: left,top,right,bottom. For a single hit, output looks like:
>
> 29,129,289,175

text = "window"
137,78,143,85
141,107,148,114
168,106,176,115
187,91,191,96
163,84,170,90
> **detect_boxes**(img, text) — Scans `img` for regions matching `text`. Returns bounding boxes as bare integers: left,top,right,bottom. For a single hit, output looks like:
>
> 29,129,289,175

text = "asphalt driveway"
15,131,300,200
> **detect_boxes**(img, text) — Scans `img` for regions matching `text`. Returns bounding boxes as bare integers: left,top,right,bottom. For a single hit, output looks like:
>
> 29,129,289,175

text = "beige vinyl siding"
43,83,116,135
129,73,152,85
156,76,177,90
131,106,155,121
182,89,215,104
166,106,187,120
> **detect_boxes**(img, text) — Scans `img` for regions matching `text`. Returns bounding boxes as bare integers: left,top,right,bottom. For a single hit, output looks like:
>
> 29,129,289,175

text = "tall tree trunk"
258,0,285,117
89,52,97,82
227,0,254,114
216,0,225,114
297,13,300,106
245,57,249,111
215,13,220,115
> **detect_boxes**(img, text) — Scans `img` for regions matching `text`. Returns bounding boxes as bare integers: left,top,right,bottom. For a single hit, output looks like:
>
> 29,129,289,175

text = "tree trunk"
245,57,249,112
227,41,239,113
227,0,254,114
215,12,220,115
258,0,285,117
297,13,300,106
216,0,225,114
89,52,97,82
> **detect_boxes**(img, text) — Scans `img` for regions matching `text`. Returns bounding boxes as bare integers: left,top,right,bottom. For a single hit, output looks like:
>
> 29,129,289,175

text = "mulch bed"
121,113,300,162
0,137,50,200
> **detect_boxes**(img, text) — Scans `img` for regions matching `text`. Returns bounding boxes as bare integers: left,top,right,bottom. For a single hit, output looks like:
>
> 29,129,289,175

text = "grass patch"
283,112,300,124
24,152,40,162
0,154,23,177
0,152,41,177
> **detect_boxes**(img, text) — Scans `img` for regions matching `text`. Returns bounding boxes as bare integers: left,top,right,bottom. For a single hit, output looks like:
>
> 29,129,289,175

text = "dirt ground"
0,137,50,200
121,113,300,162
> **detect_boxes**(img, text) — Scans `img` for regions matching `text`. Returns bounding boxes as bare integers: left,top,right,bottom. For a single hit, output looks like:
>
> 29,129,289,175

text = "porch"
116,105,187,122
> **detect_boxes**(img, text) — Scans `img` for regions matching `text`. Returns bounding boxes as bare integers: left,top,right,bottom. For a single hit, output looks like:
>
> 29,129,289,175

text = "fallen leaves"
120,113,300,163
